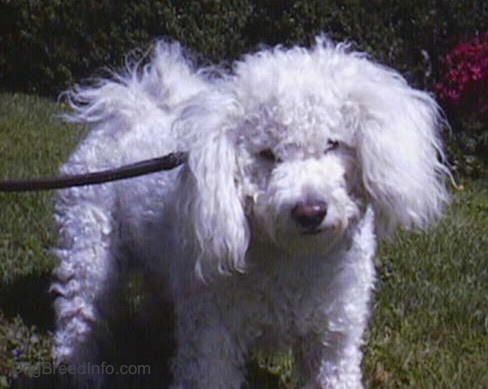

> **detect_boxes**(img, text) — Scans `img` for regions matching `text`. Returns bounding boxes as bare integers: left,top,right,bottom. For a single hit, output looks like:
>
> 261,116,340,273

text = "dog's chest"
221,257,340,345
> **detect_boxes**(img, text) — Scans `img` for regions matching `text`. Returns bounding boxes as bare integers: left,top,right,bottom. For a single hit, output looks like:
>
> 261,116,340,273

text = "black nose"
291,200,327,231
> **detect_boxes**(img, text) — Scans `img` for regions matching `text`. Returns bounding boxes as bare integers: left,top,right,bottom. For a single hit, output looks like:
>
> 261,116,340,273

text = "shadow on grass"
5,289,281,388
0,272,54,331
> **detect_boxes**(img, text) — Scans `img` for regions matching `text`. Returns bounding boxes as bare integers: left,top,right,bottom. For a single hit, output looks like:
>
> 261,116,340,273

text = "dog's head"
178,39,449,279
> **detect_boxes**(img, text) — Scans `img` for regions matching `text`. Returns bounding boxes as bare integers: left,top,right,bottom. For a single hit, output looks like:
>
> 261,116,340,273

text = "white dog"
51,38,448,389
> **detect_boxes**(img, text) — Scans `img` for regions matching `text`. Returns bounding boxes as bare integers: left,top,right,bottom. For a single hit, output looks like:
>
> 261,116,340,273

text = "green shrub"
1,0,487,96
0,0,254,95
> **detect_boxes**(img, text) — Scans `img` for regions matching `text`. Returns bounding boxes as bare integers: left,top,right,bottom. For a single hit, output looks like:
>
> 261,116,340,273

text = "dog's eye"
258,148,280,163
325,139,340,152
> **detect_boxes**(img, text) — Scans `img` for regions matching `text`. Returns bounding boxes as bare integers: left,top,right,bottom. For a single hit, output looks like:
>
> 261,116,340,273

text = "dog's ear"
352,66,449,236
178,100,250,280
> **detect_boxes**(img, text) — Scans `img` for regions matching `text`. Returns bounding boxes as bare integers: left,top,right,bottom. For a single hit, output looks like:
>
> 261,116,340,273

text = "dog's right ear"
177,95,250,280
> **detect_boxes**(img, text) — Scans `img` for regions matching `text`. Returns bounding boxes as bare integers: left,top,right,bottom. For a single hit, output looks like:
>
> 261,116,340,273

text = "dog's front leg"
171,290,247,389
294,327,366,389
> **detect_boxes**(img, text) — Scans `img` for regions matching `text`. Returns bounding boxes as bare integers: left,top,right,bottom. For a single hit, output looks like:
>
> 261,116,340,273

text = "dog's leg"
293,284,373,389
170,291,247,389
51,186,124,388
294,328,366,389
296,210,376,389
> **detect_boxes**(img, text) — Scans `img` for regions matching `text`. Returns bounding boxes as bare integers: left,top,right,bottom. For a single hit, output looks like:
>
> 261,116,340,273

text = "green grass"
364,180,488,389
0,93,82,285
0,92,487,388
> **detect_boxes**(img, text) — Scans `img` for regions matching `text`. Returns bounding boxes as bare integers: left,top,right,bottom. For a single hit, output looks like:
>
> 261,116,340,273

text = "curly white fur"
51,38,449,388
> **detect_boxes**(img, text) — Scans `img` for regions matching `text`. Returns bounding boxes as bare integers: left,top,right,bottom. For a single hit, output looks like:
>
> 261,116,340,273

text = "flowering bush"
435,33,488,175
435,33,488,115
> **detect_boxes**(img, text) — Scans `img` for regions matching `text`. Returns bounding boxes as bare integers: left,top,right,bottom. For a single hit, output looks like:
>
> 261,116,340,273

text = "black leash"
0,152,187,192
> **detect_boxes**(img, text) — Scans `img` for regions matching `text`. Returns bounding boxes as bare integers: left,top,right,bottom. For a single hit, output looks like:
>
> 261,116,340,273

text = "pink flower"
435,33,488,118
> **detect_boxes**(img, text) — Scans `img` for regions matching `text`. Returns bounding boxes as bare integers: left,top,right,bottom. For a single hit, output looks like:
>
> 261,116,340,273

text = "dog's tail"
62,41,210,126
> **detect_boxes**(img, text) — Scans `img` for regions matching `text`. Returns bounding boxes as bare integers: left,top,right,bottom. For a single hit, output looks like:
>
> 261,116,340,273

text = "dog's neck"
245,225,356,270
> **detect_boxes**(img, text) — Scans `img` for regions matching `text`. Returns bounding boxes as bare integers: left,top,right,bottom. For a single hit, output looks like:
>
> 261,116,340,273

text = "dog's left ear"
178,99,250,279
352,66,449,235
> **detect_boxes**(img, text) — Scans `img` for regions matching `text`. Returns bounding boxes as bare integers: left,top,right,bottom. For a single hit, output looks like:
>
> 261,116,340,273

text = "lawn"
0,92,487,388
